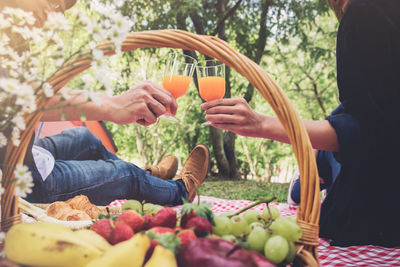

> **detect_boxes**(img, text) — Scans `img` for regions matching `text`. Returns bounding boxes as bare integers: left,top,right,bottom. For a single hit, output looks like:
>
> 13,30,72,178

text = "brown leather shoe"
145,155,178,180
175,144,210,202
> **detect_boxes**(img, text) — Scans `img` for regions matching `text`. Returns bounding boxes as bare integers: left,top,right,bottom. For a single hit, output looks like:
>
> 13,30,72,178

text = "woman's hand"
200,98,266,138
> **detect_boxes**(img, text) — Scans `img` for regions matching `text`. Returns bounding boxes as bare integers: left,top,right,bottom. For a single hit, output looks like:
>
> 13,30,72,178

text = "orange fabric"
35,121,117,154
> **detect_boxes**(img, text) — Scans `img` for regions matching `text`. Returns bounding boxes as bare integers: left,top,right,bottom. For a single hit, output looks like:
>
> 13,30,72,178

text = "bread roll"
66,195,105,219
46,201,91,221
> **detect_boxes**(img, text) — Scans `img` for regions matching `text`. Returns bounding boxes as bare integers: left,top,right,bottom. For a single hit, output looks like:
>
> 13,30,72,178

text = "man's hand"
105,81,178,126
200,98,266,138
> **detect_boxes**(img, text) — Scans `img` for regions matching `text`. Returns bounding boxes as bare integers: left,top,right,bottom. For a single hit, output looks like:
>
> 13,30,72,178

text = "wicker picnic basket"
0,29,320,266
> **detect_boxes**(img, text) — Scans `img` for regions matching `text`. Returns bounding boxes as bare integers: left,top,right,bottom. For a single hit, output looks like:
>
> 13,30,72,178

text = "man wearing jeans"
1,0,210,206
27,126,209,206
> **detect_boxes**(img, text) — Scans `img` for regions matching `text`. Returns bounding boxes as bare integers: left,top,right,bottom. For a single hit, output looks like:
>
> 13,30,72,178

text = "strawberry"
146,232,180,255
150,207,177,228
109,223,134,245
147,226,176,235
185,216,213,237
90,219,113,242
180,210,197,228
177,229,197,248
142,214,153,230
115,210,144,232
180,200,215,227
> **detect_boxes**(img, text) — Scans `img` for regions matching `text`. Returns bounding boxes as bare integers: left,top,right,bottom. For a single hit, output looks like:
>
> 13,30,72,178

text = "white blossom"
1,4,134,195
45,12,71,31
43,83,54,97
2,7,36,26
0,13,11,29
0,186,4,198
15,182,33,197
92,49,104,60
11,127,20,147
11,115,25,130
14,165,34,198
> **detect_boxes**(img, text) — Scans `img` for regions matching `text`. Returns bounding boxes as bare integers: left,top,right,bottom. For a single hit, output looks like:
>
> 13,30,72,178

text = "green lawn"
200,176,289,203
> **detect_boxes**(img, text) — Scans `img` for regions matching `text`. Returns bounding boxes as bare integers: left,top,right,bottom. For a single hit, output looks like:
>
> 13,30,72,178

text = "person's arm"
201,98,339,152
41,81,178,126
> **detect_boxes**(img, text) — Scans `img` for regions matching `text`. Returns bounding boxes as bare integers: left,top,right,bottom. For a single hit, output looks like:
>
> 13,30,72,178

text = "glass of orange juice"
197,59,225,125
162,52,196,122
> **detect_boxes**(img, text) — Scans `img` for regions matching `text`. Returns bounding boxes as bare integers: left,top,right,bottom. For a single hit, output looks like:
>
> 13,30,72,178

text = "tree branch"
212,0,244,36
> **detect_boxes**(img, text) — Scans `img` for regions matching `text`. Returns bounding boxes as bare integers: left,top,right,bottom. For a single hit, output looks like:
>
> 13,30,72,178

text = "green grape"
288,216,297,223
143,203,157,215
221,234,238,244
262,206,280,220
264,235,289,264
122,199,142,213
249,222,264,231
247,226,270,253
230,215,250,237
269,217,302,242
243,210,261,224
213,215,233,236
286,240,296,264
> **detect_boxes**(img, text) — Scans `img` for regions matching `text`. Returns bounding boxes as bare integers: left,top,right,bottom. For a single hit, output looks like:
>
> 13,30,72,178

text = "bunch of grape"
212,206,301,265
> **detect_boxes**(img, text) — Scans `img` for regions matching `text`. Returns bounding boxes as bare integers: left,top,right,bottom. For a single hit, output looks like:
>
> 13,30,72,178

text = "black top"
321,0,400,247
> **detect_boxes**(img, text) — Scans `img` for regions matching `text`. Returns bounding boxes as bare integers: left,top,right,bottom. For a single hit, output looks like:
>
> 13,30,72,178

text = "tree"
99,0,339,181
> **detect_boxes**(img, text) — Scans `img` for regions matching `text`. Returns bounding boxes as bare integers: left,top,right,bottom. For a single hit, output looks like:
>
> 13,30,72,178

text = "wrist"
98,94,114,122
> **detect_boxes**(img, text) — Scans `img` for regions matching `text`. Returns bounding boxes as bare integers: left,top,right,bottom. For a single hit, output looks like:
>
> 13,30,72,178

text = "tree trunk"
209,126,231,177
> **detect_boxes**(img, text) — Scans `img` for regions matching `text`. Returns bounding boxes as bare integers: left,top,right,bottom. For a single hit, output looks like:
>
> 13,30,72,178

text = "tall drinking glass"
162,52,196,122
197,59,226,125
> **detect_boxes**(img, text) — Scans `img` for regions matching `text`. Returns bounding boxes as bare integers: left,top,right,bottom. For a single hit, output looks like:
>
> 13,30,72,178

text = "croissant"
46,201,91,221
66,195,105,219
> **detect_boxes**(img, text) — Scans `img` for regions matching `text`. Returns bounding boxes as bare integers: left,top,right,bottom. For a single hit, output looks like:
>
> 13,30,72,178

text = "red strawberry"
180,210,197,228
151,207,177,228
185,216,213,237
109,223,134,245
90,219,113,242
146,226,176,235
116,210,144,232
142,214,153,230
177,229,197,248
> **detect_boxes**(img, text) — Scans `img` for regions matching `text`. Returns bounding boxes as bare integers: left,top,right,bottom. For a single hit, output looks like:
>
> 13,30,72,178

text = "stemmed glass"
196,59,226,125
161,52,196,122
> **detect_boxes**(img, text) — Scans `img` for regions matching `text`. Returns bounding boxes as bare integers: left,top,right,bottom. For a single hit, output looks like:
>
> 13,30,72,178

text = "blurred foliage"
66,0,339,182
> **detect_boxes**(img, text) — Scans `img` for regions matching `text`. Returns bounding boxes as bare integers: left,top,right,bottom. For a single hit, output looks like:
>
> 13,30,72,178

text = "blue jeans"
290,150,341,204
25,127,187,206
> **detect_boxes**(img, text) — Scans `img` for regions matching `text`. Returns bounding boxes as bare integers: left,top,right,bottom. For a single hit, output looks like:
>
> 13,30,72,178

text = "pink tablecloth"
109,196,400,267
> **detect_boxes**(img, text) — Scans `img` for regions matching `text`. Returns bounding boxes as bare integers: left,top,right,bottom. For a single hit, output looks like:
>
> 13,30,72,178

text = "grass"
200,176,289,203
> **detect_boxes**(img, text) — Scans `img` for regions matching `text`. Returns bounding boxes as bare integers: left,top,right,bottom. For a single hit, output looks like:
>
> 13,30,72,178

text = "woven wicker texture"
1,29,320,266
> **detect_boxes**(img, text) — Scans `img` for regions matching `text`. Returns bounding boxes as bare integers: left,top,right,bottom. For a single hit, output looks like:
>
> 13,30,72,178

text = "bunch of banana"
5,222,178,267
86,233,150,267
144,245,177,267
5,222,104,267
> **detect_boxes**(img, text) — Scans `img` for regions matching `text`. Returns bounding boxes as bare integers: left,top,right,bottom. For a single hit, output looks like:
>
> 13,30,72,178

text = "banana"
86,233,150,267
5,222,102,267
144,245,177,267
74,229,111,253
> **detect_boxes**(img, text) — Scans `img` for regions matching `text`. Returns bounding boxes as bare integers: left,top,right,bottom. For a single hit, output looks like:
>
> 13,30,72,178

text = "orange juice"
163,75,192,99
198,76,226,102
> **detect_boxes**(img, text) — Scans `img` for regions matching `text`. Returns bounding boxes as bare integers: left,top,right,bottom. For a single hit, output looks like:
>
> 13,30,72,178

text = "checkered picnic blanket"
109,196,400,267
